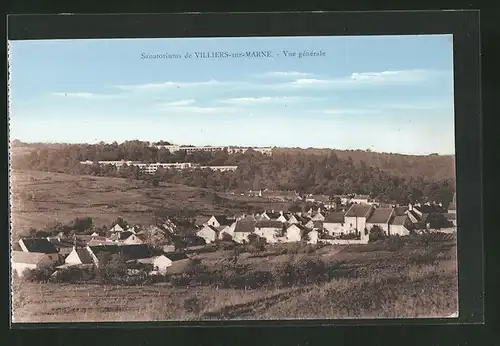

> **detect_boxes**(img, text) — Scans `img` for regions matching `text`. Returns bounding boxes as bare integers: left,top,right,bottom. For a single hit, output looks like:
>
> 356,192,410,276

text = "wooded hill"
10,141,455,206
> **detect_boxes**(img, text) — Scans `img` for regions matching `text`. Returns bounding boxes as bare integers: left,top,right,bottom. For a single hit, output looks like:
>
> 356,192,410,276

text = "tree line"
11,141,455,205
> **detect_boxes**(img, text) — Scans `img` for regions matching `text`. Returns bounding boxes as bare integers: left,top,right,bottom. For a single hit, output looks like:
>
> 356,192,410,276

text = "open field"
10,170,292,236
12,235,458,322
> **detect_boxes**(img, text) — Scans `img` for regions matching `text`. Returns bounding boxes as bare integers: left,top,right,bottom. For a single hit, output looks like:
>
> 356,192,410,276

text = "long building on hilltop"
154,144,273,155
79,161,238,174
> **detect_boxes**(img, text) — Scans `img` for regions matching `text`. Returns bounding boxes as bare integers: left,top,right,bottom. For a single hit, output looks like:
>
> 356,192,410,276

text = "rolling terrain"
10,170,291,237
12,234,458,322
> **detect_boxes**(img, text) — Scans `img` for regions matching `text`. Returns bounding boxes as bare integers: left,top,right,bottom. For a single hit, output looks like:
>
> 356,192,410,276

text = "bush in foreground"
22,267,55,283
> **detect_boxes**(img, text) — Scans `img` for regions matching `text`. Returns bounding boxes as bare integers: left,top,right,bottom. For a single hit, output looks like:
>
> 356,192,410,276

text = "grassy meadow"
12,234,458,322
10,170,291,237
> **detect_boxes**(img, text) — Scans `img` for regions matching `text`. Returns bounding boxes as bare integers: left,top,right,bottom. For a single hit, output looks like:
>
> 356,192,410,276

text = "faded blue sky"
8,35,455,155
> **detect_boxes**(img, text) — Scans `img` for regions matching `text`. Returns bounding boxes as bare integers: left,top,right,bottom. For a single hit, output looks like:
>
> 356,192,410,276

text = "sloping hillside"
9,170,292,236
274,148,455,181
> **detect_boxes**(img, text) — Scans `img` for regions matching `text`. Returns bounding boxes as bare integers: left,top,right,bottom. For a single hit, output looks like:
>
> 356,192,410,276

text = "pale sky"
8,35,455,155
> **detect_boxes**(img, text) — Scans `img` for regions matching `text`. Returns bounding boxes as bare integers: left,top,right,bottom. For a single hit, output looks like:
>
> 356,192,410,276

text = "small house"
344,203,374,235
285,224,308,242
287,214,300,224
86,244,152,267
254,220,283,244
323,212,346,236
389,215,412,236
218,223,236,241
64,247,96,266
307,230,319,244
366,207,394,236
109,223,125,233
233,218,256,244
310,209,326,222
205,215,234,228
137,255,172,275
276,211,290,223
123,233,144,245
19,238,59,254
196,225,220,244
12,251,60,277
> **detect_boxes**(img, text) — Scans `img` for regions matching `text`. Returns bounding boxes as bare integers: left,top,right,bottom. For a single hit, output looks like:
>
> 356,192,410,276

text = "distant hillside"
274,148,455,182
10,141,455,205
11,142,455,182
10,170,297,237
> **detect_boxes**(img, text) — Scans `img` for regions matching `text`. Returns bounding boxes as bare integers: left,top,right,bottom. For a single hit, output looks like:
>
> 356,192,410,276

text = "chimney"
408,203,413,211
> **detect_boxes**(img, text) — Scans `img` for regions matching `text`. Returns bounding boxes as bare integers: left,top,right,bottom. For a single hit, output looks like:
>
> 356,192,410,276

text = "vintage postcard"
9,33,460,323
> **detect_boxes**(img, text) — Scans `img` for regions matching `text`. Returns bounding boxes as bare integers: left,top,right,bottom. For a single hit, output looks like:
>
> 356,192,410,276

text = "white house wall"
345,216,367,233
233,232,251,244
153,256,173,274
389,225,410,236
307,231,319,244
323,223,345,236
206,216,220,228
124,235,143,245
367,222,390,235
286,226,302,242
65,249,83,265
12,263,37,276
196,227,217,244
255,228,280,243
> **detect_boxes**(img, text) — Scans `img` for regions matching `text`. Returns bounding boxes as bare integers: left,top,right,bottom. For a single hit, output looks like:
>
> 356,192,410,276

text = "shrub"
271,257,342,288
23,267,54,282
95,253,127,284
339,233,359,240
50,267,93,283
220,232,234,242
183,297,203,314
248,234,267,251
369,226,387,242
170,273,192,286
384,236,406,251
216,241,236,251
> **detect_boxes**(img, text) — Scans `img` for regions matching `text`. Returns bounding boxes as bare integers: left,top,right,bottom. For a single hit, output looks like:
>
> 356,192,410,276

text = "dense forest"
11,140,455,205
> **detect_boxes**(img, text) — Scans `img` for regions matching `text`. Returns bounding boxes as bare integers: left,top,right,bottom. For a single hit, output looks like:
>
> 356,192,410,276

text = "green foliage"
72,217,93,233
369,226,387,243
276,242,322,255
95,253,127,284
22,267,55,282
339,233,360,240
271,257,339,287
112,217,129,230
50,267,94,283
12,141,455,205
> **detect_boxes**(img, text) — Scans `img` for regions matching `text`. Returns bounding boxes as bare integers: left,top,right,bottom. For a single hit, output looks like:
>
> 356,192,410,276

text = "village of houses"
11,191,457,282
